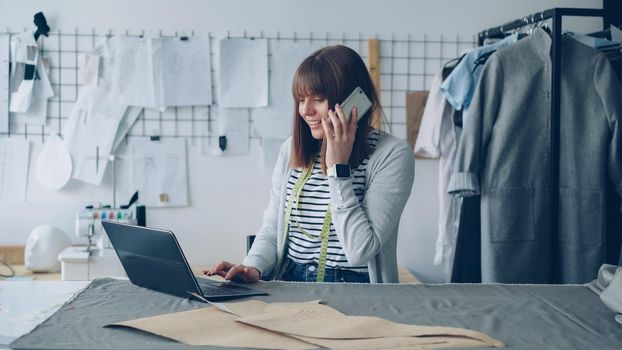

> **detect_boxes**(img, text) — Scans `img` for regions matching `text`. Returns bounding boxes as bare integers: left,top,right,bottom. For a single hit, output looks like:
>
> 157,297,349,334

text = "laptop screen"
102,221,201,299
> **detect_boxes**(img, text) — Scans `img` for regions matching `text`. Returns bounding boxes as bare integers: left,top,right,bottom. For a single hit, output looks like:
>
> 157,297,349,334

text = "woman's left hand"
322,104,358,167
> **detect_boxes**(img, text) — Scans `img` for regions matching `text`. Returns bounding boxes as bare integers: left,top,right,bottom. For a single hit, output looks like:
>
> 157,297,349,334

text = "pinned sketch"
161,36,213,106
63,86,124,186
261,138,285,177
131,137,188,207
269,41,323,108
252,108,292,139
111,35,164,110
1,34,9,133
9,32,39,113
35,134,72,190
11,57,54,126
78,52,100,86
0,137,30,202
202,107,250,156
218,39,268,108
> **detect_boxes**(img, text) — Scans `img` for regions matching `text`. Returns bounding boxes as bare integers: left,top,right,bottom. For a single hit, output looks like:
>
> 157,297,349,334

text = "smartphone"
339,86,372,123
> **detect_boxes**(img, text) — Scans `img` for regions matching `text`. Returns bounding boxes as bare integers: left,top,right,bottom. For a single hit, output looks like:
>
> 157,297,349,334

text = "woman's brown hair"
290,45,382,172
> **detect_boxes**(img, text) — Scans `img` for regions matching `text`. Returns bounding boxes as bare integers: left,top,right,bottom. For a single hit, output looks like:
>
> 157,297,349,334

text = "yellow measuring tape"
284,167,332,282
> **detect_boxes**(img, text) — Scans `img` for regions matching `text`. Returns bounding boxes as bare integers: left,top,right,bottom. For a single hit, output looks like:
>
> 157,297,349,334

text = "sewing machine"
58,206,134,281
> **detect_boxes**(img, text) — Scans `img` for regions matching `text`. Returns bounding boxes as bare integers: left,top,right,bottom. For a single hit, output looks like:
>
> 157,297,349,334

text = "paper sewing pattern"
161,36,213,106
78,52,100,86
131,137,188,207
218,38,268,108
11,57,54,126
63,86,124,186
109,299,504,350
252,107,292,139
0,34,9,133
202,107,250,156
9,32,39,114
0,137,31,202
111,106,141,153
35,133,72,190
269,41,323,108
111,35,164,110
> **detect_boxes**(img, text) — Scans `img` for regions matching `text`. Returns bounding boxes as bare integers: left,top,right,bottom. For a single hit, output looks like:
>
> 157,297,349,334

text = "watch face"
335,164,351,178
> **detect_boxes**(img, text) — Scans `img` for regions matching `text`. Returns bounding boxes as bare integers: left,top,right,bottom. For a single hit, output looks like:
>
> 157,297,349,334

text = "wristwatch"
327,164,351,178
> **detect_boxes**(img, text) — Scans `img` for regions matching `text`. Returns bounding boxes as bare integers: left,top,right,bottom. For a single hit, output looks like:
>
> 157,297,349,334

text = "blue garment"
441,34,519,113
281,259,370,283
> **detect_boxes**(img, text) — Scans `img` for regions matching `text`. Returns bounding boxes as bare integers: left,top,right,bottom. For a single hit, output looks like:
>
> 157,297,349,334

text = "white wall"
0,0,603,282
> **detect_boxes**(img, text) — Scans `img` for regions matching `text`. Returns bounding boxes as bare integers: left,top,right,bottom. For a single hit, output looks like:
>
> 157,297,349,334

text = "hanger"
538,12,552,36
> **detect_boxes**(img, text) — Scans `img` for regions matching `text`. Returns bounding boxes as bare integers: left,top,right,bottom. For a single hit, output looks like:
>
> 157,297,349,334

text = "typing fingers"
205,261,232,276
224,264,246,281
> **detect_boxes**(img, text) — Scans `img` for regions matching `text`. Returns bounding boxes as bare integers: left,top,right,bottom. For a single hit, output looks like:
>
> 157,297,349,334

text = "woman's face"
298,95,329,140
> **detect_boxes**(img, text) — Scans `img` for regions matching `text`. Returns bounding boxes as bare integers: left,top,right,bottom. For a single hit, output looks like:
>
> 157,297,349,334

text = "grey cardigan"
243,131,415,283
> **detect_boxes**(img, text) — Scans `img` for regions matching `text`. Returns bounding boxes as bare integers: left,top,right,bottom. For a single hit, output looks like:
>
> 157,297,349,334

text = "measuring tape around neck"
283,166,332,282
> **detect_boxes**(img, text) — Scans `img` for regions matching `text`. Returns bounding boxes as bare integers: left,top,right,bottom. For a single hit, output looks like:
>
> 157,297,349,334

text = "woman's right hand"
203,261,260,283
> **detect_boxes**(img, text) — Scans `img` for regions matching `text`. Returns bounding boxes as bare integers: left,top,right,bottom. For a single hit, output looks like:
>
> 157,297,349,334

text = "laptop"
101,220,267,300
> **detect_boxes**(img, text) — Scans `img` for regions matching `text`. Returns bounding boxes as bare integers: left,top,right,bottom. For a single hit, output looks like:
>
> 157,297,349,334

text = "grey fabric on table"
10,278,622,350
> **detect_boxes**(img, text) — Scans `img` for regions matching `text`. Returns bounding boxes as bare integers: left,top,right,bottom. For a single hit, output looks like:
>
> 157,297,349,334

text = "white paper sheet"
63,86,124,186
0,137,30,202
0,34,9,133
35,133,72,190
111,106,142,152
78,52,100,86
202,107,250,156
269,41,323,108
260,138,285,177
90,36,118,90
161,36,213,106
218,39,268,108
131,137,188,207
11,57,54,126
252,108,292,139
9,32,38,113
111,35,164,110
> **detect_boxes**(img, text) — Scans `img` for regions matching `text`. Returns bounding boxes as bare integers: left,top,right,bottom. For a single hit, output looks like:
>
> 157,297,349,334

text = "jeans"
281,259,370,283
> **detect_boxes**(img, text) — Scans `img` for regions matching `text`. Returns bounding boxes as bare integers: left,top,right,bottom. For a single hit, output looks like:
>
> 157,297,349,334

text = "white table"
0,281,89,348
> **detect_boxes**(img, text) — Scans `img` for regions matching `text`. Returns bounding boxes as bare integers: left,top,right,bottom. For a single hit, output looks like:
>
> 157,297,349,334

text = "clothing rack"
476,8,618,282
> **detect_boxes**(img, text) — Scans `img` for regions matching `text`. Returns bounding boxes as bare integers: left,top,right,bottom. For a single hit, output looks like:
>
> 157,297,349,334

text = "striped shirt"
285,129,380,273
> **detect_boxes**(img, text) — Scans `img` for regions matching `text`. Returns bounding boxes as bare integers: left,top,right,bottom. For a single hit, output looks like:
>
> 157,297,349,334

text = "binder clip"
33,12,50,40
219,135,227,151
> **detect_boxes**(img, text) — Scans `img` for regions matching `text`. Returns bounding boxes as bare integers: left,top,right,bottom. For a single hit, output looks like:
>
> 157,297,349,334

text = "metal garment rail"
478,8,615,282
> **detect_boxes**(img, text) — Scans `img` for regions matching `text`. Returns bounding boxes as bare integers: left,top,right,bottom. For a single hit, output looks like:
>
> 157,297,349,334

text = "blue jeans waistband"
281,259,370,283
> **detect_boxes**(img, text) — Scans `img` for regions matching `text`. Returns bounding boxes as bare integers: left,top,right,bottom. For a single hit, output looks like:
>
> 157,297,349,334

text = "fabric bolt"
243,131,415,283
441,33,519,113
448,28,622,284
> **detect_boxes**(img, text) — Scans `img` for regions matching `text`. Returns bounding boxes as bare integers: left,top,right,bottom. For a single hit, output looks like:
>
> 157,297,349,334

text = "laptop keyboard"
197,278,252,296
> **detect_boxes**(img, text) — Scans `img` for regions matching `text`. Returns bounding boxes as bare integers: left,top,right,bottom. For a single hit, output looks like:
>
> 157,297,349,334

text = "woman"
206,45,414,283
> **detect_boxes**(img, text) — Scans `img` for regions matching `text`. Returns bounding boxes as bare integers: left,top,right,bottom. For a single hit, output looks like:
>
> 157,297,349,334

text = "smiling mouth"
307,120,321,127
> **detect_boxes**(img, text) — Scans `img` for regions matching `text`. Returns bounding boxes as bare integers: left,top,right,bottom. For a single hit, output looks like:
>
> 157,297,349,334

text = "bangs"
292,59,326,99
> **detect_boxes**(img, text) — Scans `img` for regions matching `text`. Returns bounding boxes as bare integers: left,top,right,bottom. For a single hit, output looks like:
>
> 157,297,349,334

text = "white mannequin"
25,225,71,272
